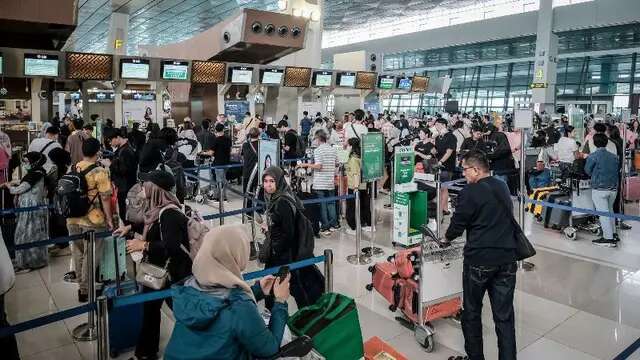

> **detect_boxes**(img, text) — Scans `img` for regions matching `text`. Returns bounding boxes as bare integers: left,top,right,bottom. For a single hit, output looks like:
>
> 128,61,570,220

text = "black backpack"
54,163,99,218
295,134,307,158
279,197,315,261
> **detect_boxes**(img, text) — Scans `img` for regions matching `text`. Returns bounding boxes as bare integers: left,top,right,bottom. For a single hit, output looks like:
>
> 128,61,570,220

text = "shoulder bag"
483,182,536,261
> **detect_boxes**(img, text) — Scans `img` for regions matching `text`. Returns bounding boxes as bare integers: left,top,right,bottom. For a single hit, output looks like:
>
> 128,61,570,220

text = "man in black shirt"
443,150,517,360
107,129,138,224
433,118,457,214
209,123,232,201
460,125,488,156
278,120,298,160
241,128,260,207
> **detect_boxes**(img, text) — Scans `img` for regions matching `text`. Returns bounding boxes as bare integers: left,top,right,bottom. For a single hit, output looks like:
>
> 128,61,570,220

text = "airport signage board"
377,75,395,90
120,58,150,79
161,60,189,80
312,71,333,87
229,66,254,84
336,72,356,88
396,77,412,90
361,132,385,182
24,53,59,77
261,68,284,85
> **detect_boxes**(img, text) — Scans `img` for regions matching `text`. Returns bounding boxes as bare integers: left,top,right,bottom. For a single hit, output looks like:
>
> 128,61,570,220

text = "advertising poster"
122,100,156,127
361,133,384,182
258,139,280,176
394,146,415,191
224,101,250,123
393,192,410,245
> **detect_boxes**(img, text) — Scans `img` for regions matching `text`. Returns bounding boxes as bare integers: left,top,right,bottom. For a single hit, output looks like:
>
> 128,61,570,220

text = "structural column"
108,12,129,127
531,0,558,113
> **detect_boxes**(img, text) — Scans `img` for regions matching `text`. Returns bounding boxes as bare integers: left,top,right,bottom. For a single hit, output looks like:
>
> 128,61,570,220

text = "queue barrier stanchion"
347,189,371,265
362,181,383,258
323,249,334,293
218,179,225,226
435,169,442,239
73,230,97,341
96,296,109,360
518,130,534,272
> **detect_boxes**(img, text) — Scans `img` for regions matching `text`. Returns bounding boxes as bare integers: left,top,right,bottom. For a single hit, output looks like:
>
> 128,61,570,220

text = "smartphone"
276,266,290,284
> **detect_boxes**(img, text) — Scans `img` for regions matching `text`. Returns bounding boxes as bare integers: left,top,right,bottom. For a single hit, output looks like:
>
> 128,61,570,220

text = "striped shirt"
312,143,337,190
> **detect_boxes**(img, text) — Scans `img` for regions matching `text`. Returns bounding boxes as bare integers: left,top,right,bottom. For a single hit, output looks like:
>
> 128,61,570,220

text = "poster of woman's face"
258,139,279,175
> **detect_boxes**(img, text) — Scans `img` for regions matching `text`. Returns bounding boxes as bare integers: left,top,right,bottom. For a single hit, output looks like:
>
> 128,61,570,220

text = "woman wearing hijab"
344,138,372,234
164,225,291,360
1,152,48,272
261,166,320,309
117,170,192,360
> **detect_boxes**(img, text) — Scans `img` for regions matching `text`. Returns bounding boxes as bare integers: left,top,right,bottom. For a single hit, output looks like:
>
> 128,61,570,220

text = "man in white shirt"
298,130,339,235
28,126,62,173
344,109,368,142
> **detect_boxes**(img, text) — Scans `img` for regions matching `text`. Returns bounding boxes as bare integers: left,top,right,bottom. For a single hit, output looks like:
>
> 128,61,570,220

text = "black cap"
139,170,175,191
435,118,448,125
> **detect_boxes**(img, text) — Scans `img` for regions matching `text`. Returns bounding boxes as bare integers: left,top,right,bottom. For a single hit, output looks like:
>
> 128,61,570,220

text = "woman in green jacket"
164,224,291,360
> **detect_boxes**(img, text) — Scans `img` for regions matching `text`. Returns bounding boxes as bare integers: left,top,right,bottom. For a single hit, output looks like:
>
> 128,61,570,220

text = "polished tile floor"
6,186,640,359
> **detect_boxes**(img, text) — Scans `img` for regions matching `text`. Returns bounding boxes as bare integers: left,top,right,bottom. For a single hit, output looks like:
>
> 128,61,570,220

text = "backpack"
125,182,147,224
295,134,307,158
54,163,99,218
160,147,186,202
159,204,210,260
278,197,315,261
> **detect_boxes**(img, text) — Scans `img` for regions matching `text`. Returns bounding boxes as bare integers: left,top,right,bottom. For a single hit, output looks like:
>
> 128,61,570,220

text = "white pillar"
107,12,129,56
531,0,558,113
30,78,42,123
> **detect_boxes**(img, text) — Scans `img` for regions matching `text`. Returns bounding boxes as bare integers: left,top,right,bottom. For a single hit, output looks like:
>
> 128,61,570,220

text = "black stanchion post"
219,179,225,225
347,190,371,265
73,230,97,341
96,296,108,360
323,249,333,293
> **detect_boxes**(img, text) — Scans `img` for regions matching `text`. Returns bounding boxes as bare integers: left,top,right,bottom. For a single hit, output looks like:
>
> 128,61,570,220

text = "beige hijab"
192,224,254,301
142,181,181,239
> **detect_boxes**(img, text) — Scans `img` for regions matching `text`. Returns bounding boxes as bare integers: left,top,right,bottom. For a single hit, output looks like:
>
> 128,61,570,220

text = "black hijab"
262,166,304,212
21,152,47,186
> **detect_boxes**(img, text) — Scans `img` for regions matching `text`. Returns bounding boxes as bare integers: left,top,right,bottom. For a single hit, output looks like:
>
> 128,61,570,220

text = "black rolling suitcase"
543,191,571,230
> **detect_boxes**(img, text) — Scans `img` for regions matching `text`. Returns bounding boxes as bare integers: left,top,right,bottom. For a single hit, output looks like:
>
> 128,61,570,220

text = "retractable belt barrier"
183,163,244,172
523,197,640,222
0,303,95,338
111,255,327,309
0,204,53,216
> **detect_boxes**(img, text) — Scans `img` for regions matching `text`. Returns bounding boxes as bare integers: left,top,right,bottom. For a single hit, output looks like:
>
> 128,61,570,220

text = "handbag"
288,293,364,360
483,182,536,261
136,258,170,290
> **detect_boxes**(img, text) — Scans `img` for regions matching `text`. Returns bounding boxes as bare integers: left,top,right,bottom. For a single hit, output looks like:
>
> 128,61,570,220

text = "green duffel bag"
287,292,364,360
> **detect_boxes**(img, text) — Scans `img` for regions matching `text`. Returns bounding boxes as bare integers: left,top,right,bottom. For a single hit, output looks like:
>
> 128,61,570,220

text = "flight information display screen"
0,53,3,75
377,75,395,89
230,66,254,84
161,60,188,80
261,68,284,85
337,72,356,87
120,58,150,79
397,77,412,90
24,53,59,77
313,71,333,87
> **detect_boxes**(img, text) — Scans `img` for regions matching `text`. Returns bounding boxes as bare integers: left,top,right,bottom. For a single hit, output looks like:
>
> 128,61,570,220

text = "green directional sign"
361,132,384,182
394,146,415,185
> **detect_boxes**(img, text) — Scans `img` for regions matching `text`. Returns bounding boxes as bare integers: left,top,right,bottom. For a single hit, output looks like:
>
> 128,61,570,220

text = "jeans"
462,262,517,360
67,224,106,294
314,189,338,230
592,189,617,240
213,168,227,200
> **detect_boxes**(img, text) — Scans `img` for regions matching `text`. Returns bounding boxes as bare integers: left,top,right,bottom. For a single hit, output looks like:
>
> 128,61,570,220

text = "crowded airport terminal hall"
3,0,640,359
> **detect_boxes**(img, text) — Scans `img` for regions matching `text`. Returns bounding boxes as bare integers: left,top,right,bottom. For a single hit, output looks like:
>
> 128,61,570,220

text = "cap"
139,170,175,191
435,118,448,125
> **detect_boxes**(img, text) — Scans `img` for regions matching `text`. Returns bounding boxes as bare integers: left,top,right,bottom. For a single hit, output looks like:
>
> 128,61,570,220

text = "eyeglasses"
462,166,476,172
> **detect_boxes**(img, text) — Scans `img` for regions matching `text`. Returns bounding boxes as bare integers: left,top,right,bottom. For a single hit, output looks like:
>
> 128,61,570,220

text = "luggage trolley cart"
413,225,464,352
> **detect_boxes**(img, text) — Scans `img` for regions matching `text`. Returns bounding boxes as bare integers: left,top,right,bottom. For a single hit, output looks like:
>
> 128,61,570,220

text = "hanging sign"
361,132,384,182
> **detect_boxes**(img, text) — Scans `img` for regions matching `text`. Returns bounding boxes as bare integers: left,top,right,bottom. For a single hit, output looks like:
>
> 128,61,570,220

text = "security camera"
251,22,262,33
277,26,289,37
291,27,302,38
223,32,231,43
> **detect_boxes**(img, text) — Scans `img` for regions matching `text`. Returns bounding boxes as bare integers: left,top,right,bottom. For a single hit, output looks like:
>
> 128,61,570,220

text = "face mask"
23,164,31,171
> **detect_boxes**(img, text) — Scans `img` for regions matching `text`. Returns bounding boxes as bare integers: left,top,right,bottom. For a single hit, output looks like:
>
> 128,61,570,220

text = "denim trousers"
213,168,227,200
461,262,517,360
314,189,338,230
591,189,617,240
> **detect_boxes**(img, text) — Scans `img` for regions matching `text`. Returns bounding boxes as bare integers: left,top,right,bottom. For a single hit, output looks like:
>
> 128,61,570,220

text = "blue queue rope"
112,255,326,308
183,163,244,172
523,197,640,222
0,303,94,337
201,206,263,221
0,204,53,216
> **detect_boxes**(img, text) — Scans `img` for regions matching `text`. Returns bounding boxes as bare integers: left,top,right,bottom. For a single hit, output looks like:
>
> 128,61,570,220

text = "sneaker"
320,229,332,236
613,233,621,242
592,238,617,248
15,267,33,274
345,228,356,235
63,271,78,283
331,225,342,231
618,221,632,230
